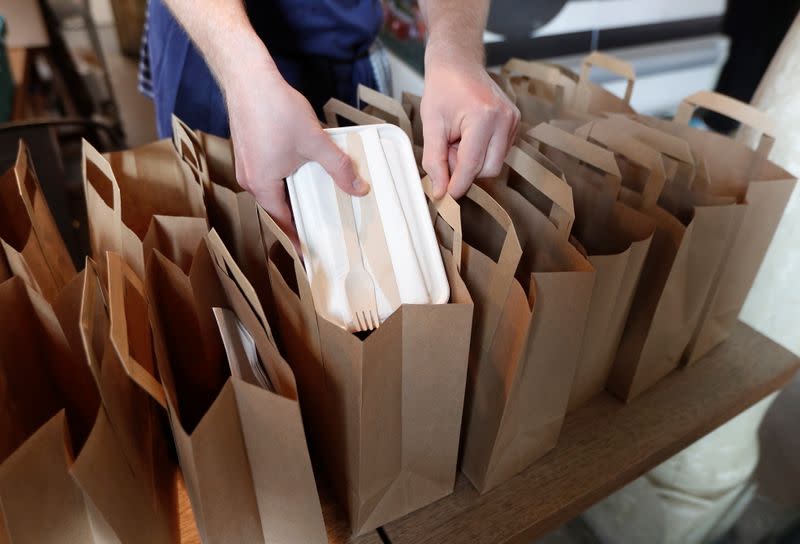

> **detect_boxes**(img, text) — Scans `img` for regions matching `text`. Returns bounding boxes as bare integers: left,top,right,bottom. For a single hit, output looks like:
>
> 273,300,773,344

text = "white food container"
287,124,449,332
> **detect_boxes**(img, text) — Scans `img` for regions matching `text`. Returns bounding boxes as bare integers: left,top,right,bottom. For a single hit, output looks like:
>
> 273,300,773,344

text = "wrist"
215,34,282,94
424,33,485,74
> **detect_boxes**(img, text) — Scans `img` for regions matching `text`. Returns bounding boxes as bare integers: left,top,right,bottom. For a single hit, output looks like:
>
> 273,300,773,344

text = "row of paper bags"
0,122,466,541
0,50,796,543
327,55,795,492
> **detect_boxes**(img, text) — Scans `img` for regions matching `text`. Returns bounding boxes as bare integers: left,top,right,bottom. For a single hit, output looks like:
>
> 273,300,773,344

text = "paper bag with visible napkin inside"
0,271,177,544
127,227,326,544
0,140,76,302
263,178,473,533
498,126,656,411
82,137,206,282
630,91,797,364
169,116,276,324
460,148,594,493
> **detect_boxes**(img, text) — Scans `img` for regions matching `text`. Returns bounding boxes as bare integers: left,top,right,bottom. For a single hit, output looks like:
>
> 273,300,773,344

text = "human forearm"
419,0,489,67
160,0,365,239
160,0,280,90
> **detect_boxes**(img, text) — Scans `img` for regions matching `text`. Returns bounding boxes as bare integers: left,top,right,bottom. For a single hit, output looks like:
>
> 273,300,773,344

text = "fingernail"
352,177,370,194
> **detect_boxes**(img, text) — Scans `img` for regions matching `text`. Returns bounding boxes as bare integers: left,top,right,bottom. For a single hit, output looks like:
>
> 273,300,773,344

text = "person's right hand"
225,64,369,238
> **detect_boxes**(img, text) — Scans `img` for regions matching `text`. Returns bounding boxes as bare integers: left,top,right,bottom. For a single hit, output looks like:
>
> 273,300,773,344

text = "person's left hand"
420,51,520,199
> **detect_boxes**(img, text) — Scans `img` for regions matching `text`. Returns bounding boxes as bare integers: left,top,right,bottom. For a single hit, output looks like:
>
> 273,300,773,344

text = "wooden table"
179,321,799,543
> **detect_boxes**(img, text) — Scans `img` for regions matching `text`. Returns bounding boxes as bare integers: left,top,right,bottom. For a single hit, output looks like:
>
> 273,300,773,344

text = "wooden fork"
334,183,380,332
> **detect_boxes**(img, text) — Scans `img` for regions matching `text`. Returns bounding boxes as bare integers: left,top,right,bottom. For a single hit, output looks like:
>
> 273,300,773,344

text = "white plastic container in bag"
287,124,449,332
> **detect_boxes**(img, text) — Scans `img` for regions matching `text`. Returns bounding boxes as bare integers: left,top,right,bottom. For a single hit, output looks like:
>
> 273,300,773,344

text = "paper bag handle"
401,92,422,117
503,58,565,85
578,51,635,104
576,121,666,209
488,72,517,103
526,123,622,195
78,257,105,388
107,251,168,409
171,115,208,181
598,115,695,165
420,176,463,270
401,91,425,148
504,145,575,239
14,141,76,285
461,184,523,353
356,84,414,140
598,115,697,187
674,91,776,156
205,228,277,345
13,142,43,231
82,139,123,256
501,59,575,109
323,98,385,129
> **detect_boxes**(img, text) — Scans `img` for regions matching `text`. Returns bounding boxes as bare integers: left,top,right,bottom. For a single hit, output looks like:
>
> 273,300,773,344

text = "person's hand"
224,63,369,237
421,48,520,199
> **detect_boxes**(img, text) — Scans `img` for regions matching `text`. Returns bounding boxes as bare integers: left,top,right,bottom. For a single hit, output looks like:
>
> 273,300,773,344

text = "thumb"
306,131,369,196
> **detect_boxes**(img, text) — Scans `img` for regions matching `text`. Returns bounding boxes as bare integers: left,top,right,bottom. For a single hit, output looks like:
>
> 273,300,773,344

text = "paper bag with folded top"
456,150,593,493
627,91,797,364
0,141,76,302
506,125,656,411
263,179,473,533
0,272,177,544
125,227,326,544
82,137,206,282
169,116,277,327
557,117,741,400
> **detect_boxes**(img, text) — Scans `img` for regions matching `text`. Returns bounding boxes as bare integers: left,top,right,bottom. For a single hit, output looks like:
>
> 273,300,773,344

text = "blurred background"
0,1,798,542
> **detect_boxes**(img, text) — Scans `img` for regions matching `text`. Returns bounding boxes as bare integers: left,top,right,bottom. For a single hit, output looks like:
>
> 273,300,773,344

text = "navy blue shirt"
146,0,383,138
244,1,383,60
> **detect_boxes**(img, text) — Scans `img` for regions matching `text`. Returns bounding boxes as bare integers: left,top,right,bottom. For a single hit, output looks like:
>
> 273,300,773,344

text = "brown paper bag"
324,86,426,170
400,91,425,150
458,150,594,493
499,52,635,130
169,116,276,326
130,229,326,544
630,92,797,364
518,125,657,411
0,274,177,544
81,257,178,534
500,58,585,129
561,116,743,399
578,115,700,215
573,51,637,115
0,141,76,302
323,95,384,129
263,181,473,533
82,138,207,281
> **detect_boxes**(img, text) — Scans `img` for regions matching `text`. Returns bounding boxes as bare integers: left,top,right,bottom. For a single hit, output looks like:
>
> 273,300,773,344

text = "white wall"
740,14,800,356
